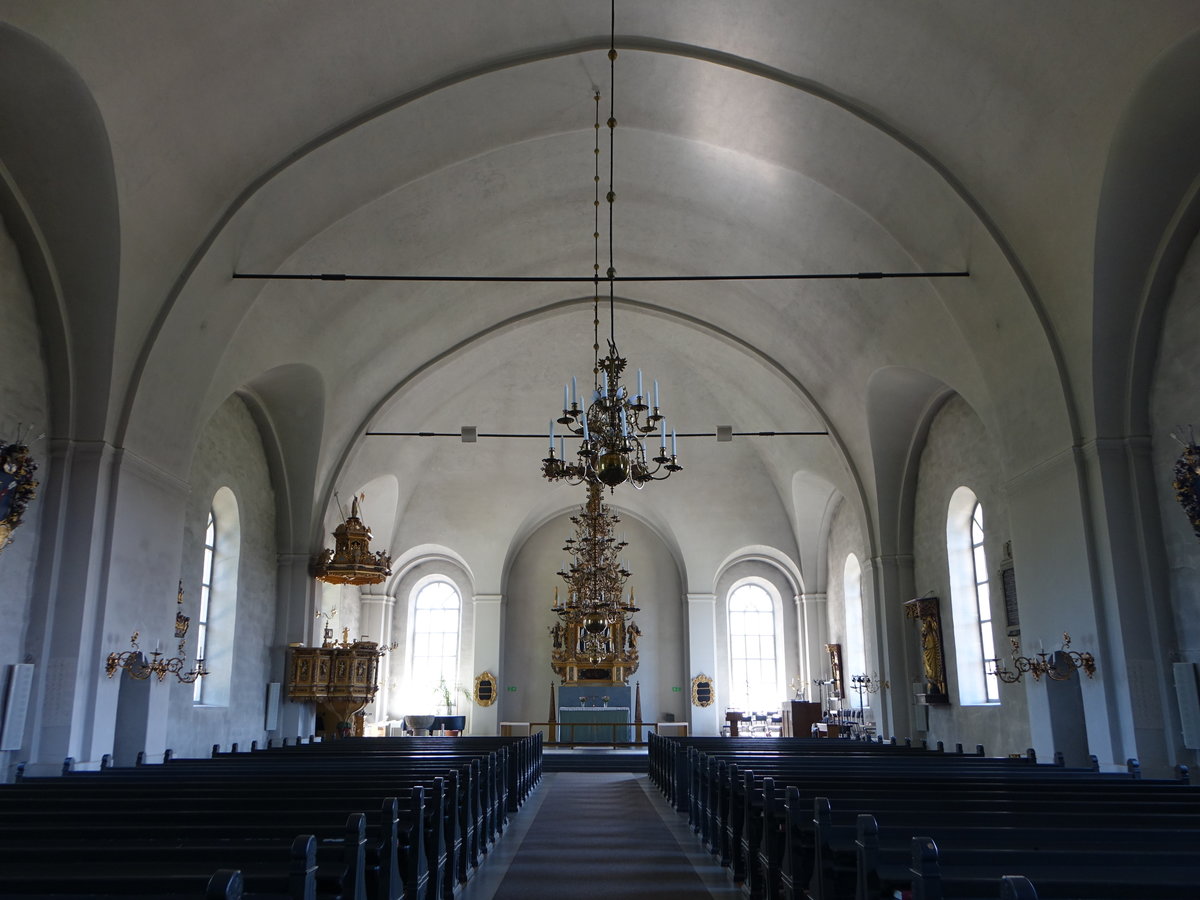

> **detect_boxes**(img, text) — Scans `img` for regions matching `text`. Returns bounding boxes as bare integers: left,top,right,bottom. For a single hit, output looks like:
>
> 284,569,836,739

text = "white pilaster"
686,592,719,735
360,591,395,726
797,592,827,695
471,594,502,735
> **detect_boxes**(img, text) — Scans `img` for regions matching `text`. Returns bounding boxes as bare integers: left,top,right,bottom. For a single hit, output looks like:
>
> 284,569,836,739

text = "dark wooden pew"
0,785,431,900
799,792,1200,900
0,833,321,900
647,734,1200,900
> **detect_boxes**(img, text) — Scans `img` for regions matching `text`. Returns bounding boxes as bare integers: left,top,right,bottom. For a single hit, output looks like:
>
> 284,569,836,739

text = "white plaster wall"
316,580,361,649
501,510,686,728
912,394,1031,757
1152,232,1200,664
166,394,278,757
0,218,50,775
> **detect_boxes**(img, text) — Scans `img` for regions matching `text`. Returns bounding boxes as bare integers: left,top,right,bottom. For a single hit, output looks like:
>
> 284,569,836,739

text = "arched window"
843,554,866,680
947,487,998,704
193,510,216,703
409,579,462,712
195,487,240,706
727,581,781,711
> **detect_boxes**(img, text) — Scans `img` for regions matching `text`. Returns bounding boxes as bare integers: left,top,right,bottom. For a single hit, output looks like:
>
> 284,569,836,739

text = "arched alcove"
502,506,685,728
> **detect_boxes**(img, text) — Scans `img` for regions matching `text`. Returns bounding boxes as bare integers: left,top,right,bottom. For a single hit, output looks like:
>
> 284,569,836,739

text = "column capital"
473,593,502,605
866,554,914,574
686,592,716,605
360,592,394,606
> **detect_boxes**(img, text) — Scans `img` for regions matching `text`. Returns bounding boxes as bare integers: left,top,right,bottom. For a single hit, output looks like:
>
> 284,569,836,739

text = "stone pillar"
797,592,827,697
686,593,719,736
274,552,316,741
25,444,194,773
471,594,501,735
1005,446,1114,768
1072,436,1179,773
23,439,120,774
867,553,915,740
360,591,395,728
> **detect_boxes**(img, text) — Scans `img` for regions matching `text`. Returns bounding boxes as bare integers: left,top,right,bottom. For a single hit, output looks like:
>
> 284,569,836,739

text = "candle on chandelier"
571,376,578,406
582,408,590,440
654,379,659,408
637,369,643,400
659,418,667,450
672,429,677,456
563,384,569,411
559,436,565,459
601,370,609,396
549,420,555,451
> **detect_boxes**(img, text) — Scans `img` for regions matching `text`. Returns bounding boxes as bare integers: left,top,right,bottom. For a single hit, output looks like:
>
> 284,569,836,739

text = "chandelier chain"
541,0,681,489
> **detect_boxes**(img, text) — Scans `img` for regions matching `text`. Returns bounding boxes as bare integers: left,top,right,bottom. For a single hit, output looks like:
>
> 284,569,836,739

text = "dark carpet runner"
488,772,717,899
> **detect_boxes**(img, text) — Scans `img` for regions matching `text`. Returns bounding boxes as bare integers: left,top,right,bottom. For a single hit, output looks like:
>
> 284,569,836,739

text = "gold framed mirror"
474,671,498,707
691,673,714,707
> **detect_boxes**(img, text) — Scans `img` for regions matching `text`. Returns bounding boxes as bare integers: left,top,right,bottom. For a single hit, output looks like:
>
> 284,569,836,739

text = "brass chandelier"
550,481,641,685
541,11,681,490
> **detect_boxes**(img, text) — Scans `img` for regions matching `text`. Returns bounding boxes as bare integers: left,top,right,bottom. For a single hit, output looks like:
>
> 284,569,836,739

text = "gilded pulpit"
288,625,382,737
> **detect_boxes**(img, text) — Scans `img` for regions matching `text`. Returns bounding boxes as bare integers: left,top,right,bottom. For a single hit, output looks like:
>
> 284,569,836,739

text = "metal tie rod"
234,270,968,284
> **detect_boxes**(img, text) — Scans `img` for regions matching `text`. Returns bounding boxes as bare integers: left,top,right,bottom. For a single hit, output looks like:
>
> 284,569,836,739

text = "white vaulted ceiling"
3,1,1198,592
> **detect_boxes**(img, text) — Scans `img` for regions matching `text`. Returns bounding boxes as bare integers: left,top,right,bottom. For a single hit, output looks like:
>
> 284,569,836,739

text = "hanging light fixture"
541,3,681,490
550,480,641,685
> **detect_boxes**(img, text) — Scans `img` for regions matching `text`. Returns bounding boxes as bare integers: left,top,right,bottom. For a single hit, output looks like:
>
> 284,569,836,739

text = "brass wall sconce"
988,632,1096,684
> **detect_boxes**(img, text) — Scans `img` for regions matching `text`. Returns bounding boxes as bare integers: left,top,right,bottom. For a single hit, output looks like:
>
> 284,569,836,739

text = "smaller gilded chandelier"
312,494,392,585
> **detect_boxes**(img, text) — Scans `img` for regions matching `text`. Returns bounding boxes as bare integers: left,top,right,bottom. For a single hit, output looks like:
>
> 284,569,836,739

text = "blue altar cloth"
558,706,630,743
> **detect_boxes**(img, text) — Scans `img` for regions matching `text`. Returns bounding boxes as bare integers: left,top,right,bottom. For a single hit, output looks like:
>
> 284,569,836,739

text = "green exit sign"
672,686,681,692
507,686,518,692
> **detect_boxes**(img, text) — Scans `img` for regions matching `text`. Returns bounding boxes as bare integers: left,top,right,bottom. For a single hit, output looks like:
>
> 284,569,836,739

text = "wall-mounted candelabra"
105,582,207,684
988,632,1096,684
106,631,208,684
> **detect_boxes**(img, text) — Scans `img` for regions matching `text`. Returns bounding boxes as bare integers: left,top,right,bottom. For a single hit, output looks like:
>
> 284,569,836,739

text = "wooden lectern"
780,700,822,737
